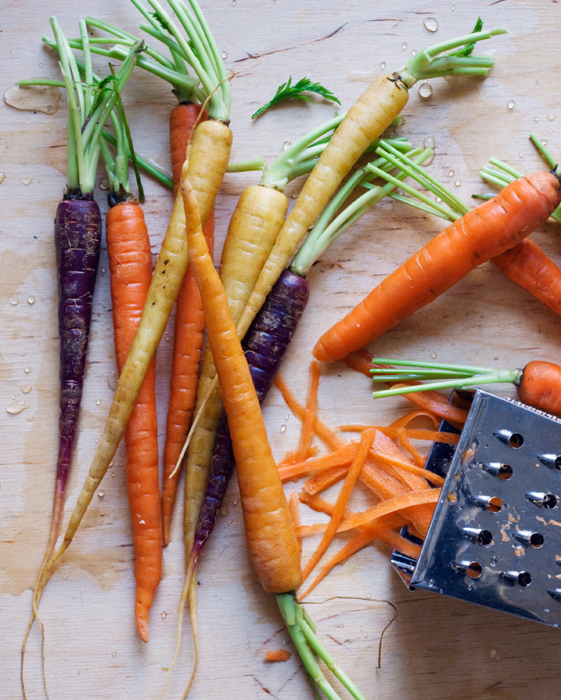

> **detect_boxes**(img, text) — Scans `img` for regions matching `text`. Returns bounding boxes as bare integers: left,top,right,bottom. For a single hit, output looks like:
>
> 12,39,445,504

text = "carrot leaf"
252,77,341,119
448,18,484,57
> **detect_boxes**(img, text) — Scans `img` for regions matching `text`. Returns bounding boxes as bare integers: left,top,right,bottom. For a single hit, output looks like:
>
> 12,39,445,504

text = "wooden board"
2,1,561,698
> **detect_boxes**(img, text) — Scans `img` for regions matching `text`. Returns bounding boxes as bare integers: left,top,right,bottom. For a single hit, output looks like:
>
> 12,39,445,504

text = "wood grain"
2,1,561,698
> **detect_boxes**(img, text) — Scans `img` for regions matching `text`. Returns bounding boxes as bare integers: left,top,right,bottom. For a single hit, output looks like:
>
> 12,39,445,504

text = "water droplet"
507,99,515,110
0,173,5,185
435,196,442,203
95,438,99,444
423,17,439,32
6,400,29,415
165,336,171,342
98,489,105,498
233,530,236,534
111,472,115,478
451,4,455,9
99,178,109,191
228,518,233,524
22,177,33,186
519,153,524,158
231,0,236,5
62,573,69,580
380,61,386,69
411,49,417,56
21,385,32,394
541,138,549,146
221,48,228,59
27,295,35,305
95,398,102,406
534,116,539,122
4,82,62,114
454,179,461,187
161,611,167,618
233,498,239,505
101,267,107,274
448,169,454,178
24,365,31,373
280,424,287,433
112,651,117,657
366,593,371,599
548,113,556,121
282,141,291,151
10,297,19,306
490,649,501,661
430,352,437,359
401,42,407,50
418,82,432,99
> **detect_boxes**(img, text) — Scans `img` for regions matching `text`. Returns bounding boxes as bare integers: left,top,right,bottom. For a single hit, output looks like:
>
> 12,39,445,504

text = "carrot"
233,24,504,344
107,199,161,643
300,429,376,584
372,357,561,418
162,208,214,546
162,99,214,547
313,147,561,362
289,491,303,561
181,168,366,700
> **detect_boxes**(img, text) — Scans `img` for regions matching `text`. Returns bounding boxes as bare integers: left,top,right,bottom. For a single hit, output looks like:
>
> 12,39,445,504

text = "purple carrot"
191,270,309,563
49,195,101,546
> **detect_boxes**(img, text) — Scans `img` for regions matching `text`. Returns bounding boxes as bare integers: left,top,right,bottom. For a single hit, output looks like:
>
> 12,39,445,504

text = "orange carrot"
107,200,161,643
162,209,215,546
181,174,302,594
314,171,561,363
300,429,376,584
296,361,322,462
264,650,292,662
162,103,214,546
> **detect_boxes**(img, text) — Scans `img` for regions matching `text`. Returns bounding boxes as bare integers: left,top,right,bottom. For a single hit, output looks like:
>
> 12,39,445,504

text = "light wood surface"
2,1,561,698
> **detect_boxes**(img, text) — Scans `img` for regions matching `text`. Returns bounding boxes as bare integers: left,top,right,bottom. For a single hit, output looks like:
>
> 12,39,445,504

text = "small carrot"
101,105,162,643
313,144,561,362
264,650,292,663
372,357,561,418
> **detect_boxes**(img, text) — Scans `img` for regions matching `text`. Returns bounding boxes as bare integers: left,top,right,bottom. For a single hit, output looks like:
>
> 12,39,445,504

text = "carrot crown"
369,358,521,399
27,18,143,196
290,142,433,278
397,19,507,89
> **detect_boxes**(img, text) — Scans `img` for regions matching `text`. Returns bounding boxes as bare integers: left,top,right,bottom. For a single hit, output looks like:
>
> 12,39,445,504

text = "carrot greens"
251,76,341,119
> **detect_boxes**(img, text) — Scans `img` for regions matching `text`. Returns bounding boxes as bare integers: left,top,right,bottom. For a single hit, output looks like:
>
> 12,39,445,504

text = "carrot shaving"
264,649,292,662
395,428,425,467
296,361,321,462
275,374,345,451
300,429,376,584
338,424,458,446
278,443,358,482
289,491,303,561
302,465,348,495
390,409,440,430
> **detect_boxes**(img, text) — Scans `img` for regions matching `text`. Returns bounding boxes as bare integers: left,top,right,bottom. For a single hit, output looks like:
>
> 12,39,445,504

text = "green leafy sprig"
252,76,341,119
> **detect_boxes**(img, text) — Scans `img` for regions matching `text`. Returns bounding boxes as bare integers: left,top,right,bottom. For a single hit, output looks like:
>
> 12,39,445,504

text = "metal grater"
390,389,561,628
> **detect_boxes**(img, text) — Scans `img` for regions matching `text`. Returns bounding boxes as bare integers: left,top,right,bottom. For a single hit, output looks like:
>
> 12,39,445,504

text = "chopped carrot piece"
264,649,292,662
296,361,322,462
278,443,358,482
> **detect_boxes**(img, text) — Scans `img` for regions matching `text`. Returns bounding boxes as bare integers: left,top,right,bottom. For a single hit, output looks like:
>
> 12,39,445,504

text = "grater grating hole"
498,464,513,480
508,433,524,449
530,533,544,548
489,497,503,513
477,530,493,546
555,456,561,471
467,563,482,579
518,572,532,586
543,494,558,509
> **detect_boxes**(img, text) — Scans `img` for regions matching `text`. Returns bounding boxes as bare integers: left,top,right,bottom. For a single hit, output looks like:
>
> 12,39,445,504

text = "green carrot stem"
226,157,267,173
101,131,173,189
369,357,494,373
398,25,507,87
372,370,521,399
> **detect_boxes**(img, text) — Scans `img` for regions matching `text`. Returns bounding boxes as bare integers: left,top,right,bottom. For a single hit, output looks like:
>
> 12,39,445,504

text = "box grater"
390,389,561,628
